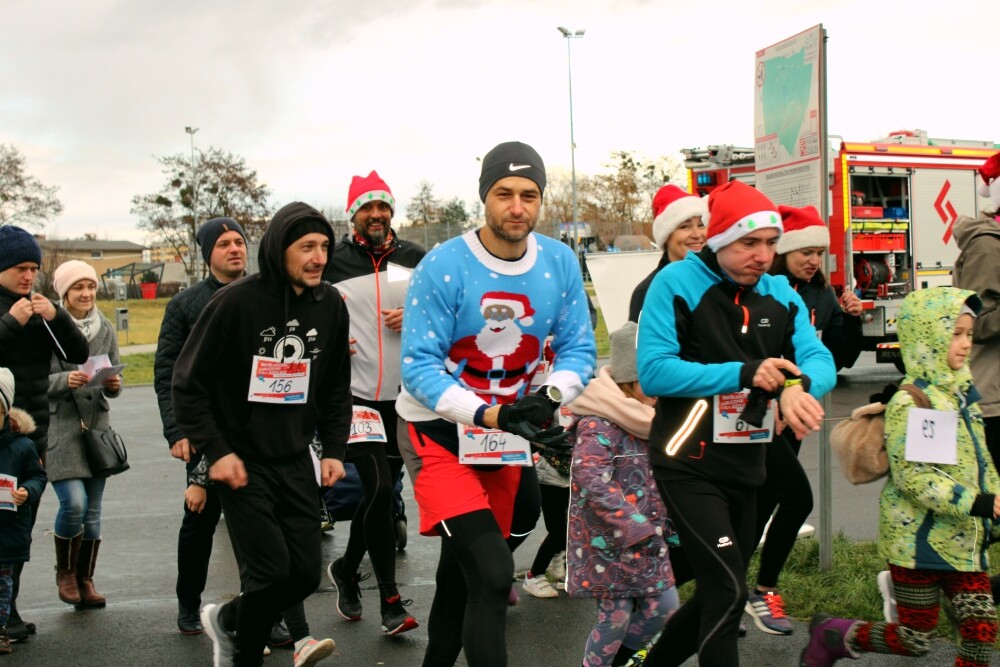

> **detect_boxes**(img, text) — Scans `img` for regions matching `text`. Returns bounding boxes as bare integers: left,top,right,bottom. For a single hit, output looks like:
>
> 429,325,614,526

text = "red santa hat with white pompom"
480,291,534,326
978,151,1000,211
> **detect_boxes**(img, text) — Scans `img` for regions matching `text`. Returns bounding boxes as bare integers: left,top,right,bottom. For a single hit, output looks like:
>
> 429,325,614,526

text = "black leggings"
423,509,513,667
505,465,541,555
529,484,569,576
752,432,812,589
644,476,756,667
341,399,404,596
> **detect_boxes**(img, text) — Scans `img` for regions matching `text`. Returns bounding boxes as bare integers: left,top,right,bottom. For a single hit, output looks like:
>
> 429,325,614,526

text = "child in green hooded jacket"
800,287,1000,666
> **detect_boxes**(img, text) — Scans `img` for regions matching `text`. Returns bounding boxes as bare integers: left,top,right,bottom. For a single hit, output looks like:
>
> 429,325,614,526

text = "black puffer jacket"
0,286,89,456
154,275,228,447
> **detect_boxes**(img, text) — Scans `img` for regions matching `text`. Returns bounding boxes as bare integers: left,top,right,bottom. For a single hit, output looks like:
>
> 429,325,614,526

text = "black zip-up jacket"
785,275,863,371
0,286,88,456
172,203,353,464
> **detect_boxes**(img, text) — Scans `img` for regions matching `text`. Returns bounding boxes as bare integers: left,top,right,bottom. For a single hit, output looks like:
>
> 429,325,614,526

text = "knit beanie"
977,151,1000,212
609,321,639,384
776,205,830,254
283,218,331,250
0,367,13,415
196,217,248,265
0,226,42,273
52,260,99,300
478,142,546,202
346,171,395,219
651,185,707,248
705,181,782,252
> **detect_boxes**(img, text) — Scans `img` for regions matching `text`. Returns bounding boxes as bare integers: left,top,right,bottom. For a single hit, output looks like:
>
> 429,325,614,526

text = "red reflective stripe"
734,288,749,334
370,246,399,400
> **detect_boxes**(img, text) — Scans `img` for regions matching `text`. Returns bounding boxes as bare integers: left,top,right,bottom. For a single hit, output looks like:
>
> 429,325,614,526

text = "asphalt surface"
6,356,992,666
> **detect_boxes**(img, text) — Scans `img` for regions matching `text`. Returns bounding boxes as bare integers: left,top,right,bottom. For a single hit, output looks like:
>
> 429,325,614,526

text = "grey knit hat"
609,321,639,384
0,367,14,414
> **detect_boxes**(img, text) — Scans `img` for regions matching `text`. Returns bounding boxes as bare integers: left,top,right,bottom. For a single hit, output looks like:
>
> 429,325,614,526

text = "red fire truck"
682,131,998,369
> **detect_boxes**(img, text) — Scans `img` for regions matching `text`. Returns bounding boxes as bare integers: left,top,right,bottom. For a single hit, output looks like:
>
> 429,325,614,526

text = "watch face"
546,386,562,403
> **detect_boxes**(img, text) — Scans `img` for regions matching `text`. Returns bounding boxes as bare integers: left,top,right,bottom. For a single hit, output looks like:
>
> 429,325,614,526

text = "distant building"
37,234,147,278
147,240,191,265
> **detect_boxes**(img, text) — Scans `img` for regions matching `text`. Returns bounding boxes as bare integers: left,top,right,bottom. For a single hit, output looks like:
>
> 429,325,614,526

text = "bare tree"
405,181,439,226
131,148,272,281
0,144,63,228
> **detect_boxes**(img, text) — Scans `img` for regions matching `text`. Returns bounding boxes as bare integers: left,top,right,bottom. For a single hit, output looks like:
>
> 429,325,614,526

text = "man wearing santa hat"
636,180,835,666
324,170,425,637
395,141,596,666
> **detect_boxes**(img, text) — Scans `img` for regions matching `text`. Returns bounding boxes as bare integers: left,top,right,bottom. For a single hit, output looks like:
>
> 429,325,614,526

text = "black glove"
497,393,556,431
497,391,571,451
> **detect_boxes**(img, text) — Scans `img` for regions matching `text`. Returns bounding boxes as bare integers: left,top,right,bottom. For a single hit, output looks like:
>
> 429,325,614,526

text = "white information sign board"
753,25,827,211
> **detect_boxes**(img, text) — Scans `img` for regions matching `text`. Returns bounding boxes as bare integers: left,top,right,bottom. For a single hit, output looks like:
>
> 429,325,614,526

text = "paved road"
7,362,987,665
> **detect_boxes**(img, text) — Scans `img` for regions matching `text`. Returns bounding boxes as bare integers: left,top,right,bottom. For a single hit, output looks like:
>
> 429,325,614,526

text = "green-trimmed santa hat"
346,170,395,219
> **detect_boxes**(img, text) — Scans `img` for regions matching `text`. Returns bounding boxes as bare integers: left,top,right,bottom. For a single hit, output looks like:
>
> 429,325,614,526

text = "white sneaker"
877,570,898,623
546,551,567,582
201,603,236,667
294,637,336,667
522,574,559,598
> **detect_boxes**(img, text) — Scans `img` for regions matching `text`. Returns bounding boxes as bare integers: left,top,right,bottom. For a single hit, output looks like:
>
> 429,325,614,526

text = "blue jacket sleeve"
546,252,596,403
636,267,743,398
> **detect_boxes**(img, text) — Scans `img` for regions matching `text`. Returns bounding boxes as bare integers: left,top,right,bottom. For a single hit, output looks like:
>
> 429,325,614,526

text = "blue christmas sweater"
396,230,596,429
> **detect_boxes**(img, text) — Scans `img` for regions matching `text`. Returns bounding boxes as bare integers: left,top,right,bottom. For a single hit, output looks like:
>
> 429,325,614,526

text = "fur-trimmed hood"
5,407,36,436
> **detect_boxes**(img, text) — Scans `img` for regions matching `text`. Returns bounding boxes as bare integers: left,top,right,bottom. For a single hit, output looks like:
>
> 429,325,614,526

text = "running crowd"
0,142,998,667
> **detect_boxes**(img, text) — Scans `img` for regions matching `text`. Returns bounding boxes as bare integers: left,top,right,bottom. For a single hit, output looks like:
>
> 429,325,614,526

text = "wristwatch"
537,385,562,406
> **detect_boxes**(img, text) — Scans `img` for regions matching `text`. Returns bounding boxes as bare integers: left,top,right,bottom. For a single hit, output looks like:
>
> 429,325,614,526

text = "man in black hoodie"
173,203,351,667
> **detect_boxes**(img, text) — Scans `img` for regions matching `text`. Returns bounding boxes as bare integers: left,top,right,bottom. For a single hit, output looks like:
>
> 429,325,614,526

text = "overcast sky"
2,0,997,243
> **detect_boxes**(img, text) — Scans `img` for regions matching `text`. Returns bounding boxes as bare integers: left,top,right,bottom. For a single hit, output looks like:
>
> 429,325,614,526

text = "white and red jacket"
327,233,426,401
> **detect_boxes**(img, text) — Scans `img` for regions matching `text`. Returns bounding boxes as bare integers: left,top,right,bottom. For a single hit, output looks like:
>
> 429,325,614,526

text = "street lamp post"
184,126,199,283
557,26,585,259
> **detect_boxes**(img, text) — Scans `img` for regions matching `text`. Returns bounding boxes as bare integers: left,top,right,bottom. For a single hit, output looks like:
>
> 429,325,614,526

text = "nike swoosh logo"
509,163,531,171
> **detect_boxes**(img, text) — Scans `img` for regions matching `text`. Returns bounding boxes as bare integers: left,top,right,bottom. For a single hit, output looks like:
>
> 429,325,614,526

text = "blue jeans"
53,477,106,540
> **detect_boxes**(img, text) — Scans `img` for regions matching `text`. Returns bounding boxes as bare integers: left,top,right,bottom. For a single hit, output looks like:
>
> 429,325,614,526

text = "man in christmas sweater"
396,141,595,667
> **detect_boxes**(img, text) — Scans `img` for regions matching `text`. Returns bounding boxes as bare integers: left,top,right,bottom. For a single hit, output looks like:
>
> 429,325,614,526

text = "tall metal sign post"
753,24,833,569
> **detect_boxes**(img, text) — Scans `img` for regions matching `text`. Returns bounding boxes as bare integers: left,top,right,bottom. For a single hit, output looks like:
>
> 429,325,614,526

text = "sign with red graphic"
933,180,957,244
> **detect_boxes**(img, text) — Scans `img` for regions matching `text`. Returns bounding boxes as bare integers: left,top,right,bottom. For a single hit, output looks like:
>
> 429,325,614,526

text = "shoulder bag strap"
899,383,931,410
57,358,93,431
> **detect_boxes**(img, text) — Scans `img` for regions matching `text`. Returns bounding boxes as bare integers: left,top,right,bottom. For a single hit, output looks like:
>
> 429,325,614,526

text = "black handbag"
66,377,129,477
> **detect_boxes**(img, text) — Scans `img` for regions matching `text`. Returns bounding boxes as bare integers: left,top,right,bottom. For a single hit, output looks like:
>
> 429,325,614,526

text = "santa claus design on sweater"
445,291,541,399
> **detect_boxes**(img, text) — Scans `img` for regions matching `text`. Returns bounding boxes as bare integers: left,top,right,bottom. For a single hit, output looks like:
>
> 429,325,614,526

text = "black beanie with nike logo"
478,141,546,202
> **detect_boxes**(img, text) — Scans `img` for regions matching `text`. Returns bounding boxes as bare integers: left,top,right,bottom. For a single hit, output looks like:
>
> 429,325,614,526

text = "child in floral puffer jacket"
566,322,678,667
801,287,1000,666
